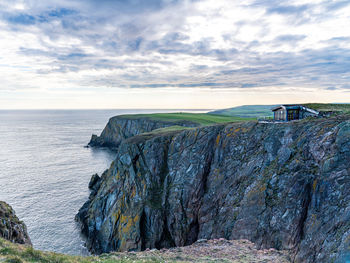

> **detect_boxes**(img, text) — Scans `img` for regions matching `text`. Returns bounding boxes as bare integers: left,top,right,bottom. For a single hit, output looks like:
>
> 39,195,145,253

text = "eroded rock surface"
0,201,31,245
88,115,200,149
78,115,350,263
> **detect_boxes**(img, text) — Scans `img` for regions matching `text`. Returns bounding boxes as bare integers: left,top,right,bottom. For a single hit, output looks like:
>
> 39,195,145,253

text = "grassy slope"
303,103,350,113
118,113,254,125
0,238,291,263
209,103,350,118
209,105,277,118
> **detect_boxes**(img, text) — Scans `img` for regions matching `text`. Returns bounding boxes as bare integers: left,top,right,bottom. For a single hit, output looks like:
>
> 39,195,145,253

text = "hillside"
88,104,350,150
88,113,253,149
0,237,291,263
209,105,276,118
78,113,350,263
0,202,290,263
0,201,31,246
209,103,350,118
118,113,253,125
0,201,290,262
303,103,350,113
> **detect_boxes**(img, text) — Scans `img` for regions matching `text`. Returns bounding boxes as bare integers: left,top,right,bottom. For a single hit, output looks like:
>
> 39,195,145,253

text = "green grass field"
303,103,350,113
118,112,254,126
209,105,276,118
0,237,162,263
209,103,350,118
0,238,290,263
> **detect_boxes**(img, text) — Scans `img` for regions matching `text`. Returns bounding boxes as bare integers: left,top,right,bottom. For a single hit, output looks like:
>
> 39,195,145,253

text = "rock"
88,134,105,147
196,239,207,243
87,115,200,150
88,173,101,190
0,201,31,245
77,114,350,263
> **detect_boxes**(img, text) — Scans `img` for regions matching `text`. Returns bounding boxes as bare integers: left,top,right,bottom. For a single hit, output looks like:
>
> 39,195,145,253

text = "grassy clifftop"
117,112,254,125
0,238,290,263
209,105,276,118
209,103,350,118
303,103,350,113
88,113,254,149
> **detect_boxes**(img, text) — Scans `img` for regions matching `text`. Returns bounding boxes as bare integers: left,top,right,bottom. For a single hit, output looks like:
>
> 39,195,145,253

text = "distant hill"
209,105,277,118
303,103,350,113
210,103,350,118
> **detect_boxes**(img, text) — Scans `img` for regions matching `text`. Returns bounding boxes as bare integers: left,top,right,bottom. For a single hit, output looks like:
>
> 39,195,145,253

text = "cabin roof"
271,104,319,115
271,104,301,111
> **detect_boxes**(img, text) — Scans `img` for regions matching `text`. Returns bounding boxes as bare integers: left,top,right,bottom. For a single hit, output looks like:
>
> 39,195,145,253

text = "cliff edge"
0,201,31,245
78,114,350,263
88,115,200,149
87,113,245,150
0,237,290,262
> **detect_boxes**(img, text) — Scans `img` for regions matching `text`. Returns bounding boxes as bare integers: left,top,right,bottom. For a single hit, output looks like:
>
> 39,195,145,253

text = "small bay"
0,109,206,255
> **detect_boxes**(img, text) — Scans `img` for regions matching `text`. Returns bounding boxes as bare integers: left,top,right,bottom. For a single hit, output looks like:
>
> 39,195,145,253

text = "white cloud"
0,0,349,108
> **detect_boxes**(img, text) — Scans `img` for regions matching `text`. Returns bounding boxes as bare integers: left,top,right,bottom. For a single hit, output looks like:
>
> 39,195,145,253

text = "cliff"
0,201,31,245
87,112,248,150
88,115,201,149
78,114,350,263
0,237,290,262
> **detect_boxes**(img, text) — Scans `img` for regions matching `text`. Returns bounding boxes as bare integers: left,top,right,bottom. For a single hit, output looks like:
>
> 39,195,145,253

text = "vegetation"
118,113,254,125
112,104,350,129
0,238,166,263
0,238,290,263
303,103,350,113
126,126,195,144
209,105,277,118
209,103,350,118
146,125,194,134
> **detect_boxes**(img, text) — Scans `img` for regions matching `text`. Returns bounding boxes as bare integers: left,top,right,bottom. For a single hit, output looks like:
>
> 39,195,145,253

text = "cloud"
325,0,350,12
266,4,310,15
6,14,36,25
0,0,350,102
274,34,306,43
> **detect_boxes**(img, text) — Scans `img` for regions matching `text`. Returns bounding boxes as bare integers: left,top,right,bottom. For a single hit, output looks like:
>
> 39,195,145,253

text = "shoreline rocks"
88,115,200,150
0,201,31,246
78,114,350,263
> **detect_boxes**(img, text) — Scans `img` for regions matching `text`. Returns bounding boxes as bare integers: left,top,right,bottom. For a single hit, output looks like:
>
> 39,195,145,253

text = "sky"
0,0,349,109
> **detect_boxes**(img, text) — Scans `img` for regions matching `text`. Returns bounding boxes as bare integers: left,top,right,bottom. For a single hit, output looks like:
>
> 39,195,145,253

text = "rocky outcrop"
0,236,290,263
0,201,31,245
88,115,200,149
77,114,350,263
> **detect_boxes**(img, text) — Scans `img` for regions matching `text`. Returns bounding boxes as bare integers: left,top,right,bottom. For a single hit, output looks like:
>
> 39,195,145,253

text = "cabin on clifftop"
272,105,319,122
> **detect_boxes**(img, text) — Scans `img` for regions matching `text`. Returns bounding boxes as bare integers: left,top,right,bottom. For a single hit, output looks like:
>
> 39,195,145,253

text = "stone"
196,239,207,243
0,201,31,245
77,114,350,263
88,173,100,190
87,115,200,150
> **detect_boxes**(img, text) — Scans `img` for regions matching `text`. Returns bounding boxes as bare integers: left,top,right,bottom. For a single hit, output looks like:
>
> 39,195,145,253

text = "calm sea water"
0,109,208,255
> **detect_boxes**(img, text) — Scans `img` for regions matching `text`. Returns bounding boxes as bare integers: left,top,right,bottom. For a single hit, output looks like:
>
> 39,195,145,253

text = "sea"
0,109,208,255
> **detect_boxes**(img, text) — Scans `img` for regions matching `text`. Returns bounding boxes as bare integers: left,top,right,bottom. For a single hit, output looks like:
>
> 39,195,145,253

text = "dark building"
272,105,319,121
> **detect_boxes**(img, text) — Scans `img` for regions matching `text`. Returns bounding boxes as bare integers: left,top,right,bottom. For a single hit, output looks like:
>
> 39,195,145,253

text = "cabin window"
287,109,299,121
274,109,285,120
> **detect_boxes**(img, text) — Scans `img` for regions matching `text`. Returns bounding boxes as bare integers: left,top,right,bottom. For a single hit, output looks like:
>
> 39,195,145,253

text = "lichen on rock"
77,114,350,263
88,115,200,150
0,201,31,246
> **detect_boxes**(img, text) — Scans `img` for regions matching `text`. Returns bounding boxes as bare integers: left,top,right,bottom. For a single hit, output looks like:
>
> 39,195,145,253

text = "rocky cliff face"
88,115,200,149
77,115,350,263
0,201,31,245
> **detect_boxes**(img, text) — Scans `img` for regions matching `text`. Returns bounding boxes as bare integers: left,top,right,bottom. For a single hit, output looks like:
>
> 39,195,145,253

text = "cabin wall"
274,109,286,121
273,106,318,122
301,111,318,119
297,110,317,119
287,109,300,121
